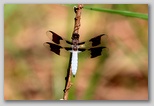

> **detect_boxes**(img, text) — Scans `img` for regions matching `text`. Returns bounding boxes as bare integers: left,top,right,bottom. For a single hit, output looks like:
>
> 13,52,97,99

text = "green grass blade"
84,6,148,20
65,4,148,20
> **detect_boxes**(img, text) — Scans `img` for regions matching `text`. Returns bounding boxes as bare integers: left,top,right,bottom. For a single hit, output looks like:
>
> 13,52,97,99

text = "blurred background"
4,4,148,100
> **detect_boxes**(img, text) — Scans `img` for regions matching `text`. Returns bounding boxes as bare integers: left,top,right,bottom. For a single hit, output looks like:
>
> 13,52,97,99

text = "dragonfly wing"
88,46,107,58
78,46,108,58
89,34,106,46
46,30,72,45
78,34,107,48
44,42,72,56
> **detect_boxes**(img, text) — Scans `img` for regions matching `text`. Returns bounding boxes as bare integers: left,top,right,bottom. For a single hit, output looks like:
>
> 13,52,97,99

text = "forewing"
78,34,107,48
46,30,72,45
89,34,106,46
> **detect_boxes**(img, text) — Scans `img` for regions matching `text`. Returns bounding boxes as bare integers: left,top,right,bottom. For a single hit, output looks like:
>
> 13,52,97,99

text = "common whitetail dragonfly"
44,30,107,76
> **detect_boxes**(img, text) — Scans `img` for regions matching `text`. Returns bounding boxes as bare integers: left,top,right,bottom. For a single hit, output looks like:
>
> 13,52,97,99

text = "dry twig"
62,4,83,100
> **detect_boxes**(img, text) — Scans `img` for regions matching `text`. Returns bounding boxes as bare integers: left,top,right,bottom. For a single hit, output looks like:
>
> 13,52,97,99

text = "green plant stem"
65,4,148,20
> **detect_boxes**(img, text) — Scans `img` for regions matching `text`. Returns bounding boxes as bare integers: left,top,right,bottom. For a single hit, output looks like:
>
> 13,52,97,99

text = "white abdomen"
71,51,78,76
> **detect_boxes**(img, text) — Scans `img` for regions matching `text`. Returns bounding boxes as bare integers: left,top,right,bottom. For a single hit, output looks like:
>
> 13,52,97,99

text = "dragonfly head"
72,33,79,39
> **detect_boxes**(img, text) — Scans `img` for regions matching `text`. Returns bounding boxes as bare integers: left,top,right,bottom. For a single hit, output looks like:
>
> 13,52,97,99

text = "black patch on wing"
88,47,106,58
47,30,72,45
48,31,63,44
89,34,105,46
45,42,63,55
78,48,86,52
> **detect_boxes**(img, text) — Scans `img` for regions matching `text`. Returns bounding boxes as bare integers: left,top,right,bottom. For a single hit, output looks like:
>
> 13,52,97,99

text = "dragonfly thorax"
72,45,79,51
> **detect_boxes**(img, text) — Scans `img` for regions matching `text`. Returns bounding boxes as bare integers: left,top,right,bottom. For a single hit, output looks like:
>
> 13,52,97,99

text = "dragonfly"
44,30,107,76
